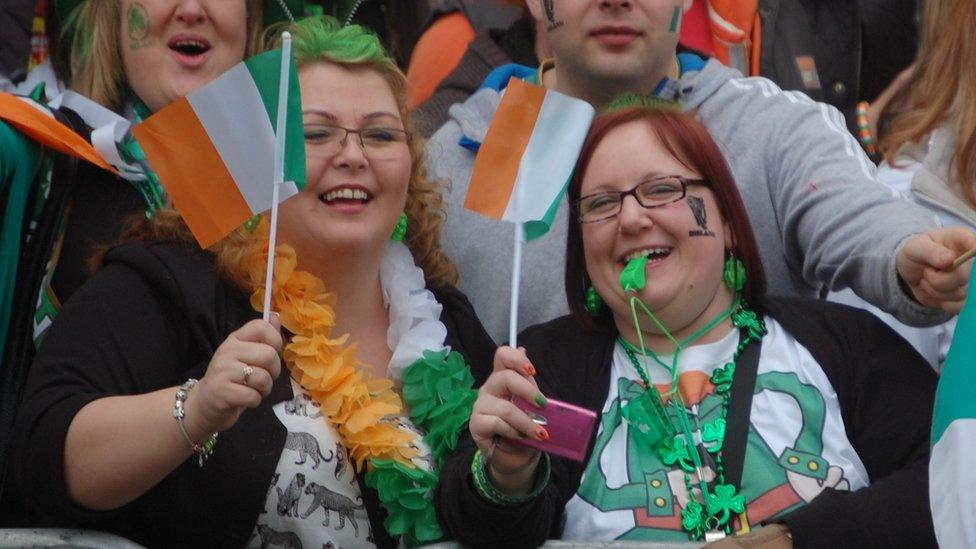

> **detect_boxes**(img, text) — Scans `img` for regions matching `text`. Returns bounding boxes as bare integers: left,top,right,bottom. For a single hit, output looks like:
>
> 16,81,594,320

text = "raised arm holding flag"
462,77,595,344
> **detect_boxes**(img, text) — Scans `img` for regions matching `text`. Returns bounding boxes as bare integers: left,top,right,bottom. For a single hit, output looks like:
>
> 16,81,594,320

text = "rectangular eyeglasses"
574,175,709,223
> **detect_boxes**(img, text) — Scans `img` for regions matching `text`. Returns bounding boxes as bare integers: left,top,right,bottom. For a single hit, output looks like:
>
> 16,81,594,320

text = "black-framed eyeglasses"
304,124,410,160
574,176,709,223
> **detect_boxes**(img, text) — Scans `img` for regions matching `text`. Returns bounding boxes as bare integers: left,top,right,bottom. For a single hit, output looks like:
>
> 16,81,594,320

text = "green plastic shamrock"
391,212,408,242
657,434,695,473
706,483,746,527
622,392,672,448
680,500,708,539
723,257,746,291
701,418,726,454
732,308,766,340
620,256,648,292
243,214,262,233
710,362,735,394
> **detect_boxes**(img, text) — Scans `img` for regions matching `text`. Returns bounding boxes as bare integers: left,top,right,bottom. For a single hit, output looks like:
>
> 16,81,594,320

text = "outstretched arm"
745,84,947,326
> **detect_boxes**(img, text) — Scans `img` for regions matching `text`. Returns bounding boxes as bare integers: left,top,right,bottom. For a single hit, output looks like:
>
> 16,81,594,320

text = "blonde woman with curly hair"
12,16,494,548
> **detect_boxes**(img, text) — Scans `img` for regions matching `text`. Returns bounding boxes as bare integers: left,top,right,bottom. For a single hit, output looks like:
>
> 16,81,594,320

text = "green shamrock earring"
391,212,408,242
723,253,746,291
585,285,603,316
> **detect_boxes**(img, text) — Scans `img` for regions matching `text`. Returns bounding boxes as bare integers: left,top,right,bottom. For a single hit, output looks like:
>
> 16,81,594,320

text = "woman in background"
829,0,976,370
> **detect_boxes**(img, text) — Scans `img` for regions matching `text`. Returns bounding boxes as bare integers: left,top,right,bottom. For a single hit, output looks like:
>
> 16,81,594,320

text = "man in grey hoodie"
425,0,974,343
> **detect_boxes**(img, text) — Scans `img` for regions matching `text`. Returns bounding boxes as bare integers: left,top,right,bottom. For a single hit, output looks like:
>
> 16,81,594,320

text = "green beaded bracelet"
471,448,550,506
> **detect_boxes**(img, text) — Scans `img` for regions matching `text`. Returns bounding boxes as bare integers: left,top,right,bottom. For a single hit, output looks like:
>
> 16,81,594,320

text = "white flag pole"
508,222,524,347
262,31,292,322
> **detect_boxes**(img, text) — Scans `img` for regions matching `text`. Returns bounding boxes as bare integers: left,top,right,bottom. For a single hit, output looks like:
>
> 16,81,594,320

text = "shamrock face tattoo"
127,2,157,50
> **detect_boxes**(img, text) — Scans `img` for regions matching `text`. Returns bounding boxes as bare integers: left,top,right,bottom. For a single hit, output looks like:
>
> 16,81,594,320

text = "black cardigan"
11,239,496,548
437,297,938,548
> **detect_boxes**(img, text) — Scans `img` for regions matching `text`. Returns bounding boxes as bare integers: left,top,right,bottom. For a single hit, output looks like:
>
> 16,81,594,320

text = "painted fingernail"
524,363,536,376
534,393,548,409
536,427,550,441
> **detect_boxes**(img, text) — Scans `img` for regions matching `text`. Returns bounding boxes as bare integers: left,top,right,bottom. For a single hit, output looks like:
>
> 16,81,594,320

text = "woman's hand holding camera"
469,346,549,496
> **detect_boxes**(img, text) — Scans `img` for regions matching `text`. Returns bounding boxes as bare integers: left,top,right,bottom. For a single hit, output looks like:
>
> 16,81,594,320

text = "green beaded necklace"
616,257,767,540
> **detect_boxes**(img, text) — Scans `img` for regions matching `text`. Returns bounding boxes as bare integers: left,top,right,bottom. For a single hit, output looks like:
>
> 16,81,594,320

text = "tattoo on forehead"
543,0,564,32
127,2,157,50
687,196,715,237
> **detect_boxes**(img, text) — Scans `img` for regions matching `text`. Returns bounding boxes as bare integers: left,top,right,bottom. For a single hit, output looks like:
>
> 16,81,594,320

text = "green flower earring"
243,214,262,233
585,285,603,316
391,212,408,242
723,253,746,291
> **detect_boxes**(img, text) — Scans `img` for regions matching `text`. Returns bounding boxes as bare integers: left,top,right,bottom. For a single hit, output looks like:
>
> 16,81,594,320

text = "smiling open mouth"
319,188,373,205
169,39,211,57
621,247,672,266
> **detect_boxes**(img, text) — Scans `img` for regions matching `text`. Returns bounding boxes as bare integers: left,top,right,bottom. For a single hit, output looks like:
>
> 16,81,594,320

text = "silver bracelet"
174,379,217,467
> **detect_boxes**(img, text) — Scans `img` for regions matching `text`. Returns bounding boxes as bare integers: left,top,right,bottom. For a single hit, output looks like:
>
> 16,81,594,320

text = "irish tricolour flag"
464,78,594,241
930,262,976,548
133,48,305,248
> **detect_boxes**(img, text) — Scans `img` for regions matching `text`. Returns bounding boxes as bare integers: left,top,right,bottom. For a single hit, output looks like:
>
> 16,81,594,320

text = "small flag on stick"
132,47,305,248
464,78,594,344
464,78,594,241
930,262,976,548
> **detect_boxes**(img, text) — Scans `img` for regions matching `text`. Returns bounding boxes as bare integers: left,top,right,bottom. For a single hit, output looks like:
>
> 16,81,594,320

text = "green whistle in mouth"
620,256,648,292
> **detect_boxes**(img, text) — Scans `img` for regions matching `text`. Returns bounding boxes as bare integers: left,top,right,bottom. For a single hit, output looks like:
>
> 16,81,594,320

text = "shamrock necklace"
619,306,766,540
617,256,767,540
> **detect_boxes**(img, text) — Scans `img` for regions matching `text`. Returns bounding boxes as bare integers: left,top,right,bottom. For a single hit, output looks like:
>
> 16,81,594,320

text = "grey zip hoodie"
425,57,946,343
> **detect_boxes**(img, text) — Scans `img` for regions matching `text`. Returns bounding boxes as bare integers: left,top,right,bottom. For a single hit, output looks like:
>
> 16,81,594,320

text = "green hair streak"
270,15,394,68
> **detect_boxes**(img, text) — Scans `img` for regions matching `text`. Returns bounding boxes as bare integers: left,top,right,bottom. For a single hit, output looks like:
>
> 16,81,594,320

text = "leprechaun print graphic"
562,320,868,542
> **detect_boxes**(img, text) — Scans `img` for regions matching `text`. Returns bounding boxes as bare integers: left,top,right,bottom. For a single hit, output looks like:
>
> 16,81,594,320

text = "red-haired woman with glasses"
436,107,937,548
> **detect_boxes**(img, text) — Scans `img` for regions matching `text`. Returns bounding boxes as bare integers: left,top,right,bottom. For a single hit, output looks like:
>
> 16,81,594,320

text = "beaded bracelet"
471,448,550,506
856,101,877,155
174,379,218,467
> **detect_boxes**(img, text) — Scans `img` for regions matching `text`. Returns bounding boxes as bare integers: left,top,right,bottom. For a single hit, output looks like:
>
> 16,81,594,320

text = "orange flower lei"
240,221,418,471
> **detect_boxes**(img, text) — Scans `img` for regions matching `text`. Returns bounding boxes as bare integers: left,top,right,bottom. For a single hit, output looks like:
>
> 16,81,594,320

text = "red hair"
565,107,767,331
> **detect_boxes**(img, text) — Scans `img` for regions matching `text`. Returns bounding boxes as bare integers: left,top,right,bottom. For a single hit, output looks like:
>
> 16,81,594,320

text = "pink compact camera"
511,396,598,462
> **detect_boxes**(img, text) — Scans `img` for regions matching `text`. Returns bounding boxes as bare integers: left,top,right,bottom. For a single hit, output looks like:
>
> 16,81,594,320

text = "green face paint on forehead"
620,256,649,293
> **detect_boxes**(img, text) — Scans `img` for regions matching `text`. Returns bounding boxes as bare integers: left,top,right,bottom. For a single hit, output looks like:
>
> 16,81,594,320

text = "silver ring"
242,365,254,386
